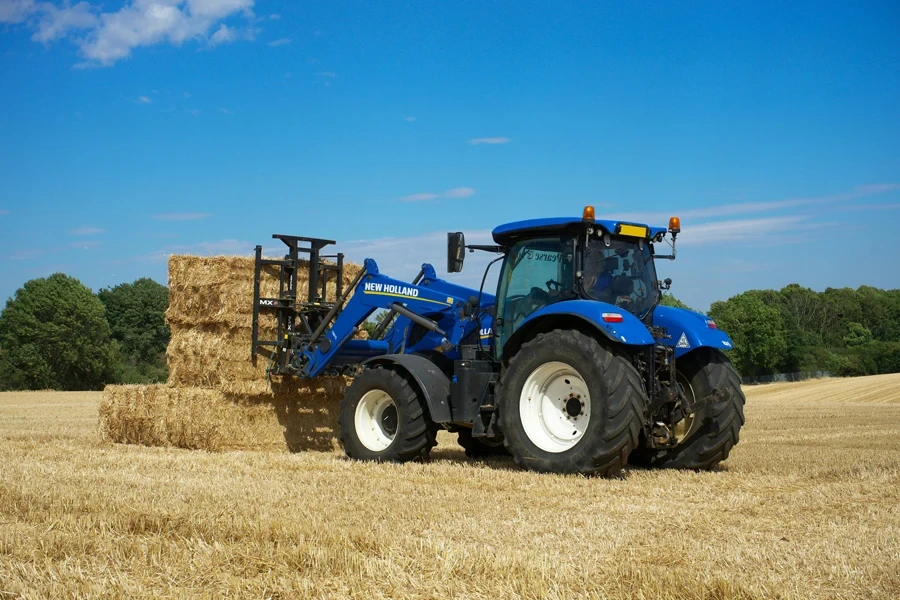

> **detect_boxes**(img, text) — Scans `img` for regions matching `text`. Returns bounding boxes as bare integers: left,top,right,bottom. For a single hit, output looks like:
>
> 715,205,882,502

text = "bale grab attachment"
251,234,346,374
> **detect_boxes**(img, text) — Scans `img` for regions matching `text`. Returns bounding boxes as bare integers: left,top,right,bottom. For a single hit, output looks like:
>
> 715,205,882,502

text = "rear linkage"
635,326,731,448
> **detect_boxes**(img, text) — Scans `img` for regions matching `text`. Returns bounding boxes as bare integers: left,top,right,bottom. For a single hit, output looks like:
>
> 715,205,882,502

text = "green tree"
821,287,863,346
0,274,117,390
843,322,873,347
361,311,389,339
708,291,787,376
97,278,170,383
658,293,693,312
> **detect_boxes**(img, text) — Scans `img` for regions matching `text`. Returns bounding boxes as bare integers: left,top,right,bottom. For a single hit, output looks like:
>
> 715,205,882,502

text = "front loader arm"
295,258,472,377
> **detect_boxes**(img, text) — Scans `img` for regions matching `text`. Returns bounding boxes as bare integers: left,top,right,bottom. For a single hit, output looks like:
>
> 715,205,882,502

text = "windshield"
582,236,659,318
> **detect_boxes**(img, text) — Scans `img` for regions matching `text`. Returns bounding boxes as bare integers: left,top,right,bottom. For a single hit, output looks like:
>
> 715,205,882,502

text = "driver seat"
610,276,634,296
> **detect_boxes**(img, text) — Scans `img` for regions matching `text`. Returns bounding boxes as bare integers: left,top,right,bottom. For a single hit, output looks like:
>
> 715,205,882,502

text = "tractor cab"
449,206,680,354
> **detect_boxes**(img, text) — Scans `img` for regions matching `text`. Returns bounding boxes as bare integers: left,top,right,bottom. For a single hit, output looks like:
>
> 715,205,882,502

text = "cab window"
495,237,574,350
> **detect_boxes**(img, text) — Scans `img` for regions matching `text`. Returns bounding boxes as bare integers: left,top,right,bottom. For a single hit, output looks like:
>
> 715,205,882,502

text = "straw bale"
99,382,350,452
103,253,366,453
164,254,365,394
166,255,363,329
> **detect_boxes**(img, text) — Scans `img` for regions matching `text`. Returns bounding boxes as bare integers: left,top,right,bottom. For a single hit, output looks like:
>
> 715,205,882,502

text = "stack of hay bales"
99,255,364,452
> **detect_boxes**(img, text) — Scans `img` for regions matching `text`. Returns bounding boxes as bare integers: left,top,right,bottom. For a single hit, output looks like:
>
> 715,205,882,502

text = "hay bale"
99,382,349,452
100,253,365,453
165,254,364,391
165,255,363,329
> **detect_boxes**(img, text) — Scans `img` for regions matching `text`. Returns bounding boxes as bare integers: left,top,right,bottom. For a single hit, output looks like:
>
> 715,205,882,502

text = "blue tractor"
251,207,745,476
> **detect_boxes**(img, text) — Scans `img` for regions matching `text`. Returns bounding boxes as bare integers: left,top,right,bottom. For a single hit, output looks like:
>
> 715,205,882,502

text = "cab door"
494,237,575,354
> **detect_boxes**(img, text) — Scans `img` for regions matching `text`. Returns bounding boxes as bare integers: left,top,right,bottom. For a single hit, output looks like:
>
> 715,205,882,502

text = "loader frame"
251,234,345,373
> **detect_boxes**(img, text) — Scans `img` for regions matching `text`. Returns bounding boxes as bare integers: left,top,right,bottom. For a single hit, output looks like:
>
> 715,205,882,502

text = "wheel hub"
380,405,398,436
565,395,583,418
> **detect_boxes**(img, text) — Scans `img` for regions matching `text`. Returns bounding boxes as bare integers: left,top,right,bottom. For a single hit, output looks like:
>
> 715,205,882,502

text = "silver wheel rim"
674,371,696,443
519,361,591,453
354,389,397,451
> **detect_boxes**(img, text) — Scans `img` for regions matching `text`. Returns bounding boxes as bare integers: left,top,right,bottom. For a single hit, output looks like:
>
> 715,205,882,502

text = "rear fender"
652,305,734,358
502,299,654,360
362,353,452,423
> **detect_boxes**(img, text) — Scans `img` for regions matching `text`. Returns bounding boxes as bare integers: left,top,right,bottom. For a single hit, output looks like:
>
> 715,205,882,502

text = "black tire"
338,366,436,462
630,349,745,470
456,428,507,458
498,329,646,476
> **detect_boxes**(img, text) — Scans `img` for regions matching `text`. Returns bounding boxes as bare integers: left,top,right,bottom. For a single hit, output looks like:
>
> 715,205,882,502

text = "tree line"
664,284,900,377
0,274,169,391
1,273,897,390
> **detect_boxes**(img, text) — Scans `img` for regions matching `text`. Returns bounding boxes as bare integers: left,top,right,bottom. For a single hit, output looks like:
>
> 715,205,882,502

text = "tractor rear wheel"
456,428,507,458
630,349,745,470
338,366,436,462
498,329,645,476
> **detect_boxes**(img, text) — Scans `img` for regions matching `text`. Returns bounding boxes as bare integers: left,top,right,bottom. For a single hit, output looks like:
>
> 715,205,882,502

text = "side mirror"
447,232,466,273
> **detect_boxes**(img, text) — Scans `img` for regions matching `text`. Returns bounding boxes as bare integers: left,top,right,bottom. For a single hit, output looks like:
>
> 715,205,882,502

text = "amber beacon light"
582,205,595,221
668,216,681,234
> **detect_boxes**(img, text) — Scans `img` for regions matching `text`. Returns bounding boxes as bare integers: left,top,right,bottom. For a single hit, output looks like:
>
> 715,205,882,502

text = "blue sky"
1,1,898,312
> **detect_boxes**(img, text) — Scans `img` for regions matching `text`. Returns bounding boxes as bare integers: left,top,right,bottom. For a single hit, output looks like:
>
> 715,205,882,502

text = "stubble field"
1,374,899,599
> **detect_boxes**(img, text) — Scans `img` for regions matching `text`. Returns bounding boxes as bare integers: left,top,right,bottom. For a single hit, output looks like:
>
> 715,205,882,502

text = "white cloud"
678,216,810,246
32,1,98,43
267,13,279,20
136,95,152,103
219,107,233,114
208,22,235,45
607,183,900,226
71,226,103,235
469,137,511,145
337,230,498,291
404,115,417,122
142,238,253,262
398,187,477,202
398,192,438,202
442,187,476,199
318,71,337,78
267,37,290,46
188,0,252,19
186,108,201,116
153,212,211,221
9,248,49,260
5,0,260,67
0,0,34,23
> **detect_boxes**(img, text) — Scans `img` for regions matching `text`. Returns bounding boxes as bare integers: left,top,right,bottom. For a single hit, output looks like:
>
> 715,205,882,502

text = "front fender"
362,354,452,423
652,305,734,358
509,300,655,352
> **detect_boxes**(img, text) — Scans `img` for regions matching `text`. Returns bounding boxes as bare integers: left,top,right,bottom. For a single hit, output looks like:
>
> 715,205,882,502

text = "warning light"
707,320,717,329
602,312,623,323
583,205,595,221
668,216,681,234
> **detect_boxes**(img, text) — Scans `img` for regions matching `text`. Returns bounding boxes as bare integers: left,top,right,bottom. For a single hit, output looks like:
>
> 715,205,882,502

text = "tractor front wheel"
338,366,436,462
498,330,645,476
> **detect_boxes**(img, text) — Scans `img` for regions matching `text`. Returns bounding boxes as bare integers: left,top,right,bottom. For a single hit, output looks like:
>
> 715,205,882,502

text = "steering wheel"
545,279,564,292
510,288,550,325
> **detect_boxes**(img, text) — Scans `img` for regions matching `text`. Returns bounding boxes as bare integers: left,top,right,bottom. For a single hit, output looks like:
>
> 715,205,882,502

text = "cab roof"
492,217,667,246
